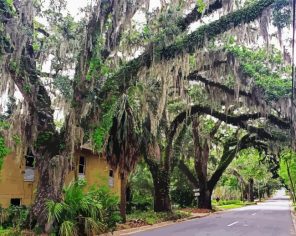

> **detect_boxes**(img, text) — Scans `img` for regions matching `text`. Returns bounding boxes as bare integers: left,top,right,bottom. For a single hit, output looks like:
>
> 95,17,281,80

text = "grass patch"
0,227,20,236
212,200,255,210
127,210,190,225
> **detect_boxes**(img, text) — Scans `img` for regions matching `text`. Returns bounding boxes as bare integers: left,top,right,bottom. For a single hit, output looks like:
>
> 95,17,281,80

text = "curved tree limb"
169,104,289,140
178,160,199,187
187,71,253,98
177,0,223,31
208,134,267,190
102,0,275,93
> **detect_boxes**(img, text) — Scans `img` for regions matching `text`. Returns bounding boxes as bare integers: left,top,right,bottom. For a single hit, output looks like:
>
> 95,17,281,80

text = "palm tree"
46,181,120,236
106,94,141,222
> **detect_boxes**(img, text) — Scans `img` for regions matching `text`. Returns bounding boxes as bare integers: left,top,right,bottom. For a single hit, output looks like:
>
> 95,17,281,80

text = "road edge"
291,203,296,235
100,203,256,235
99,213,211,236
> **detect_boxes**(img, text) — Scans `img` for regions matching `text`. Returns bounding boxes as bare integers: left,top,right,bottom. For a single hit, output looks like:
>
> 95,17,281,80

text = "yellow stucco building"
0,147,121,208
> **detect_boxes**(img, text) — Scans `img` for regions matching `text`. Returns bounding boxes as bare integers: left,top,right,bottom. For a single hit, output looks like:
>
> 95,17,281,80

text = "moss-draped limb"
100,0,275,94
168,104,289,144
95,0,276,151
170,104,289,133
177,0,223,31
186,71,253,98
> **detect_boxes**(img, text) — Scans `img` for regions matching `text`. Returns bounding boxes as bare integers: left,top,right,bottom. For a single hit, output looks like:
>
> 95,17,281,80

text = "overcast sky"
65,0,161,20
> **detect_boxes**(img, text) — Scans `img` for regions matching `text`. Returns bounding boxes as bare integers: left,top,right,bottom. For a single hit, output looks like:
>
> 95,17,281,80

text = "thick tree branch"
178,160,199,187
170,104,289,139
102,0,275,93
208,134,266,190
187,71,253,98
177,0,223,31
210,120,222,138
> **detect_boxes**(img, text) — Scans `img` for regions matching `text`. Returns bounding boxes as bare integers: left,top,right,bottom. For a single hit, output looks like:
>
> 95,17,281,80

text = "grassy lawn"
212,200,255,210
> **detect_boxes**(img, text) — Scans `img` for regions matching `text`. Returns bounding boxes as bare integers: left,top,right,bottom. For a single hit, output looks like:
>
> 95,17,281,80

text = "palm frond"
59,220,78,236
84,217,105,236
46,200,65,223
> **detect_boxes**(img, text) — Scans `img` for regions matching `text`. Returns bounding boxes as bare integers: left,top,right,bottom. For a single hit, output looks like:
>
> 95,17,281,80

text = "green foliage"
35,131,53,147
0,0,15,16
85,37,111,81
0,121,10,130
212,200,254,210
226,44,291,101
23,83,31,93
279,149,296,202
272,0,291,28
9,60,18,73
0,136,9,170
128,162,154,212
120,5,184,52
93,96,117,151
196,0,206,13
46,180,121,235
12,135,21,145
0,205,29,229
0,227,21,236
171,167,195,208
53,75,73,100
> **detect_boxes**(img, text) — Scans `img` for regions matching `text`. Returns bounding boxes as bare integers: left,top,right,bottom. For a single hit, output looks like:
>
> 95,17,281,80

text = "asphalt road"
129,189,296,236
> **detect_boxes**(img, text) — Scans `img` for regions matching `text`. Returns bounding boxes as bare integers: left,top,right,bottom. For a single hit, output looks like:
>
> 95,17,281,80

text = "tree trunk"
120,174,127,222
152,169,171,212
31,155,68,231
248,178,254,202
198,188,212,209
197,177,212,209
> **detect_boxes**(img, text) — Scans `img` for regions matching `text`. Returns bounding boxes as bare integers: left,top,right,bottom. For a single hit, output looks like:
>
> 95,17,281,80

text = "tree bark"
38,155,68,231
248,178,254,202
120,174,127,222
150,166,171,212
198,188,212,209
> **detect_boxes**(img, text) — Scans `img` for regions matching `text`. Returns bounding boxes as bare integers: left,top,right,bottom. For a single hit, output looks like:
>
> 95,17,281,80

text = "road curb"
100,204,253,235
291,204,296,235
99,213,211,236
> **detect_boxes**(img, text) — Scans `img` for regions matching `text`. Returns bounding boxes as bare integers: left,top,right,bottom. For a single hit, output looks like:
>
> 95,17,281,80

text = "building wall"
0,150,120,208
0,153,36,208
70,150,121,194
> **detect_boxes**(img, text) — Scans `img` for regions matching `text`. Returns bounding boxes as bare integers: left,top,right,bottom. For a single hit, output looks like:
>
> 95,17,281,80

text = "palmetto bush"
46,180,121,236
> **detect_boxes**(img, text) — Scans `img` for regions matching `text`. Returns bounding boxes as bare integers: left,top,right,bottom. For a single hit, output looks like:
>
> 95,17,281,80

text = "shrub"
128,192,153,212
47,180,121,236
0,205,28,229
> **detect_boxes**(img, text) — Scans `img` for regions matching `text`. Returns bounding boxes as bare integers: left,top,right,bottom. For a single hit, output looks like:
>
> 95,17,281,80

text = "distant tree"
279,150,296,202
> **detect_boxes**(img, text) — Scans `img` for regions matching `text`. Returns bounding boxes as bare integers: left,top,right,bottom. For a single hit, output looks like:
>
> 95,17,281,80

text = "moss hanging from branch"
226,44,291,101
99,0,276,98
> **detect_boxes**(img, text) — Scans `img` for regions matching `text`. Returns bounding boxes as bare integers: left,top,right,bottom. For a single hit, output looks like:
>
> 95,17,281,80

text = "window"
78,156,85,175
108,169,114,187
10,198,21,206
109,170,114,177
24,149,35,182
25,155,34,168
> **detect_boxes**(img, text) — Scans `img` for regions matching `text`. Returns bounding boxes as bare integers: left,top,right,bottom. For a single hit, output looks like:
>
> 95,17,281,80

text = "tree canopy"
0,0,294,234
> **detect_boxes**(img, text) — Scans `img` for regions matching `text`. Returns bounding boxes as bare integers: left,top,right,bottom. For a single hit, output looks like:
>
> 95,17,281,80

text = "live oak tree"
0,0,293,231
0,0,147,230
228,149,277,201
279,149,296,202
